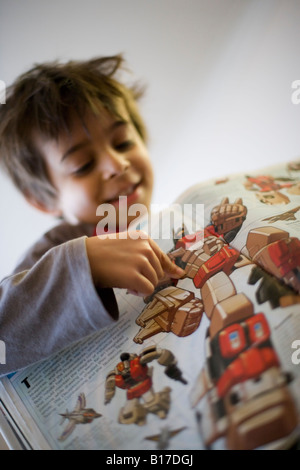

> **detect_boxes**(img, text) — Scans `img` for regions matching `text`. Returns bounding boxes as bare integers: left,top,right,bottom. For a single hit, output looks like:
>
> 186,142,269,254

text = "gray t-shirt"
0,222,119,376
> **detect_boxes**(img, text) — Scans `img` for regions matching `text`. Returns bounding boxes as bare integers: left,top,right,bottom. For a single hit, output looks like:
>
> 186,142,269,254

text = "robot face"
118,361,130,374
117,353,137,375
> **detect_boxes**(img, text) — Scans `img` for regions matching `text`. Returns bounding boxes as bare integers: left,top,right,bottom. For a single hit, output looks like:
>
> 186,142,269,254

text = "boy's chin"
60,213,95,226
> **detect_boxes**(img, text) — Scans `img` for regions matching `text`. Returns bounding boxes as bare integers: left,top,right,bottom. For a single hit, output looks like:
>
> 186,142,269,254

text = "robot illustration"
208,197,247,243
131,196,299,448
255,190,290,205
104,346,187,426
248,265,300,309
190,270,297,449
183,203,299,449
58,393,102,441
144,425,187,450
287,182,300,195
134,197,300,342
262,206,300,223
133,285,204,344
189,303,298,450
243,174,294,192
134,198,248,344
243,174,297,205
245,226,300,295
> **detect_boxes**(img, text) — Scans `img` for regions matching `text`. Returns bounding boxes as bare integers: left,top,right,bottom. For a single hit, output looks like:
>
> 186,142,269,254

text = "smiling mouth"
105,182,141,205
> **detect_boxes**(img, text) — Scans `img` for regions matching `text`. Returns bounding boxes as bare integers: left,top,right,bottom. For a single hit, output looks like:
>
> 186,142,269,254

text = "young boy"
0,55,184,376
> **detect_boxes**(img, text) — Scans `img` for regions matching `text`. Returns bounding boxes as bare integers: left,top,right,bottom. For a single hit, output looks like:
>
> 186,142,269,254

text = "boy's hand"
85,231,185,297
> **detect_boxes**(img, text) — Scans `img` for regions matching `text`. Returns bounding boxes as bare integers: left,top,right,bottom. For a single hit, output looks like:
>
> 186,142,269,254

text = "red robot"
190,309,297,450
104,346,187,425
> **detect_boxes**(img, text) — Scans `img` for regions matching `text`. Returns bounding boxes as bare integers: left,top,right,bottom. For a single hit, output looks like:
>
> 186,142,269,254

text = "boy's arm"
0,225,184,376
0,223,118,376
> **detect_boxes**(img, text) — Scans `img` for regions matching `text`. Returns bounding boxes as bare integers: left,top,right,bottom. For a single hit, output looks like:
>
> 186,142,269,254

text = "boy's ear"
25,193,63,217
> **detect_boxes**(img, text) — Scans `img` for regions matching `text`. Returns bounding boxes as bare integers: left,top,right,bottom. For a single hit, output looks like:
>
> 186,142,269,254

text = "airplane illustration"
58,392,102,441
144,426,187,449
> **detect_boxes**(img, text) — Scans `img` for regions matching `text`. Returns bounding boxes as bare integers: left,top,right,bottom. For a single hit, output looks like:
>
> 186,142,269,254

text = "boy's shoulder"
41,221,95,246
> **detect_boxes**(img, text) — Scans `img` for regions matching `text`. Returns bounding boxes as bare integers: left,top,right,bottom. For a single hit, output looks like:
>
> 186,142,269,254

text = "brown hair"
0,54,147,209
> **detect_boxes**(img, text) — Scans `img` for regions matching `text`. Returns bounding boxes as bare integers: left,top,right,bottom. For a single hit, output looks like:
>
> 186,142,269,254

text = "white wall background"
0,0,299,280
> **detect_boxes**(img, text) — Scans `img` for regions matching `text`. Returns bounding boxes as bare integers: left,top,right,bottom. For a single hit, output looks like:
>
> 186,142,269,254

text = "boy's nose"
101,151,130,180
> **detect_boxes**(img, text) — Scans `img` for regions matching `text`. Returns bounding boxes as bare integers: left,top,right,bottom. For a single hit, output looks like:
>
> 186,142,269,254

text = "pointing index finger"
148,238,185,279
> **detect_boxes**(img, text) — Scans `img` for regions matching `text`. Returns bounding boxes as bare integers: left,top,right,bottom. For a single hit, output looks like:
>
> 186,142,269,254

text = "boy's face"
34,102,153,228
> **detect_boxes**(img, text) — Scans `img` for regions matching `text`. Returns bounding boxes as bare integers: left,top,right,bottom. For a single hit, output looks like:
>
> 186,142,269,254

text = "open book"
0,160,299,451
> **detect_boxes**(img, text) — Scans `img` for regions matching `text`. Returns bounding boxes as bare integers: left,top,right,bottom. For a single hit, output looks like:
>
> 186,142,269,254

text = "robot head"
118,352,137,375
120,352,131,362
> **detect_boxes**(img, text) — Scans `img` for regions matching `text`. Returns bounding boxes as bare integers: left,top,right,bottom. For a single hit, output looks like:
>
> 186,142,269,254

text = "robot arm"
139,346,187,384
104,370,116,404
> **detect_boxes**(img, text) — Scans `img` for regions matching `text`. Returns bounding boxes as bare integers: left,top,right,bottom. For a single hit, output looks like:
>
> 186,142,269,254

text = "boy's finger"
149,239,185,278
141,261,160,288
162,253,185,278
133,276,156,297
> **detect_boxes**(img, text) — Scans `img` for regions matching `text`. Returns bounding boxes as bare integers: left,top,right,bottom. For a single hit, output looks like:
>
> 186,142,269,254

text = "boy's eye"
114,140,134,152
72,160,94,176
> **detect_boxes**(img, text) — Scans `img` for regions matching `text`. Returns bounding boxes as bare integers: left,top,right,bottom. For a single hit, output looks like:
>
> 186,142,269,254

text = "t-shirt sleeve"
0,224,119,376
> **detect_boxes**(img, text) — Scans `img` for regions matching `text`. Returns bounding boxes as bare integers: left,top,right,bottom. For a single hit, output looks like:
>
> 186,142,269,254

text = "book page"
1,161,300,451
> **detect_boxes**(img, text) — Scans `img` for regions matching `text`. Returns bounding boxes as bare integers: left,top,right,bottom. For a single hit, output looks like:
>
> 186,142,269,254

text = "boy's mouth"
105,182,142,206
